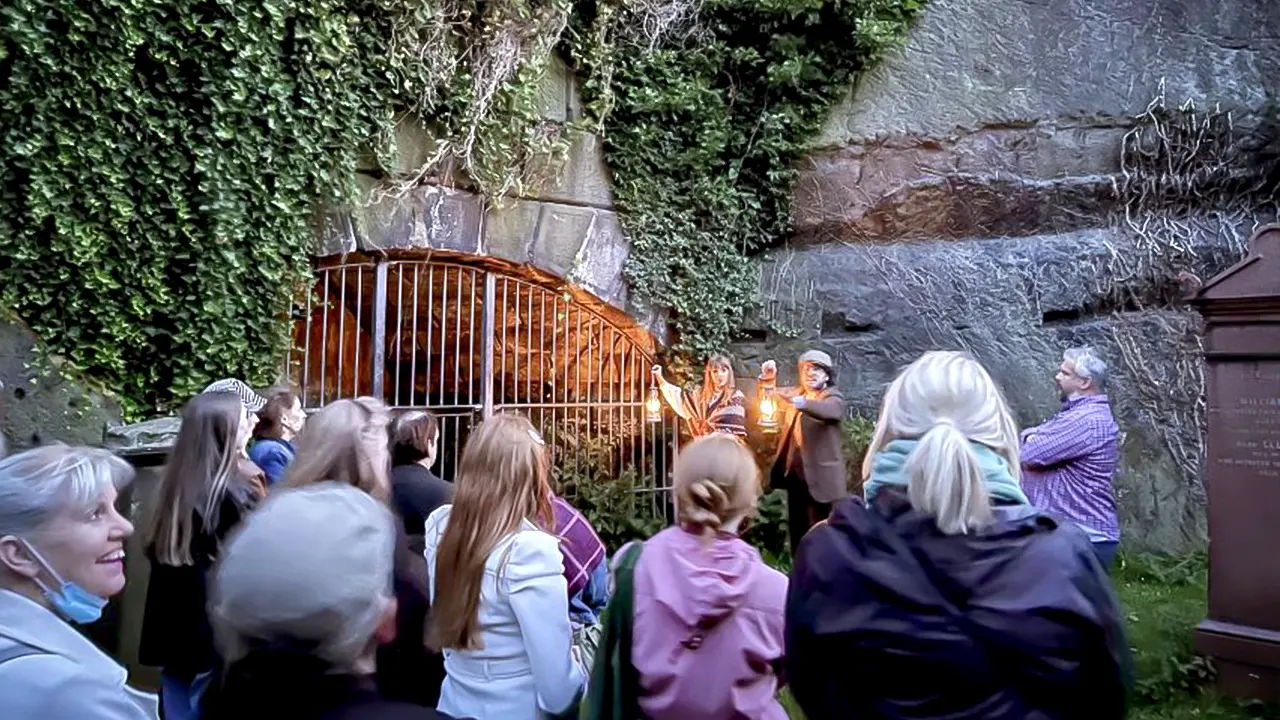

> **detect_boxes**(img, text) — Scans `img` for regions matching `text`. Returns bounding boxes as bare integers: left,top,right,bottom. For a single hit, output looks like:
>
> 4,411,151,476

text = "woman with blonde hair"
785,351,1129,720
425,413,585,720
583,433,786,720
0,445,158,719
139,391,262,720
280,397,444,709
282,396,391,498
651,355,746,437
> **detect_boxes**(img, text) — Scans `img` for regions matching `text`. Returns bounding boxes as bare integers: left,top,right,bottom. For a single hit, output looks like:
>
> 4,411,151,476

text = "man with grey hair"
1021,347,1122,567
200,483,451,719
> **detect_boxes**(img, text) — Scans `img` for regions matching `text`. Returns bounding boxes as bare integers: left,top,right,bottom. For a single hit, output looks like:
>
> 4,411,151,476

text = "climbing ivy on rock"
0,0,923,415
0,0,569,416
568,0,926,358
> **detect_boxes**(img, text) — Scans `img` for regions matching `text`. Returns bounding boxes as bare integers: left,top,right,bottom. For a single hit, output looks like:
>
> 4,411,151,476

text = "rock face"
737,0,1280,552
0,318,122,454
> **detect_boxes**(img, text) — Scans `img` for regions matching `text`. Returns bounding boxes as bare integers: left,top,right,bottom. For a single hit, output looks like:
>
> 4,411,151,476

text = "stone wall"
736,0,1280,551
0,317,122,454
316,55,665,339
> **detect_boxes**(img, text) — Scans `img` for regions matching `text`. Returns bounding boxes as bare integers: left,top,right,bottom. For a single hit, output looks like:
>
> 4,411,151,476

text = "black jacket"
786,490,1130,720
376,517,446,708
390,463,453,554
139,489,254,676
202,647,457,720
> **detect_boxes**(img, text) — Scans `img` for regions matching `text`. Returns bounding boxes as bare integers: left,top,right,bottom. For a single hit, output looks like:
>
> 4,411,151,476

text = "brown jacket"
770,386,847,504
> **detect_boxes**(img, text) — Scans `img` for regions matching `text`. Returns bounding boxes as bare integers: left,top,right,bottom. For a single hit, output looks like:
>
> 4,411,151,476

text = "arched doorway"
288,251,678,513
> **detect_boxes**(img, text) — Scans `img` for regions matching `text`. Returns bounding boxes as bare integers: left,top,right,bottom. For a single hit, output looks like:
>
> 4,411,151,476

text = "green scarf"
863,438,1029,506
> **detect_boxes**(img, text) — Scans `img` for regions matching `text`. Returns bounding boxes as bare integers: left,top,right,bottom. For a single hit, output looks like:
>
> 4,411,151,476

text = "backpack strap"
581,541,644,720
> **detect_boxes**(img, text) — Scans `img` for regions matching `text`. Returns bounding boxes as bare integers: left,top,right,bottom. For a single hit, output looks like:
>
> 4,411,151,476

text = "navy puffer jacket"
785,490,1130,720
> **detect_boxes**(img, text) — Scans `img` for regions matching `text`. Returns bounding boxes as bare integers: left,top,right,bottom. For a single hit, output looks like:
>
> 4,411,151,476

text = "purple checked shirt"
1021,394,1121,542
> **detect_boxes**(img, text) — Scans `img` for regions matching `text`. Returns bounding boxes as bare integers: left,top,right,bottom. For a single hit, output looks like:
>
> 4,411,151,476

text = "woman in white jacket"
425,413,585,720
0,445,158,720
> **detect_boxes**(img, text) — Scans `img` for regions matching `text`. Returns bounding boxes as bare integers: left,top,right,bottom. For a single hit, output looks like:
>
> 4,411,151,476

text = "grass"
1114,552,1270,720
776,552,1276,719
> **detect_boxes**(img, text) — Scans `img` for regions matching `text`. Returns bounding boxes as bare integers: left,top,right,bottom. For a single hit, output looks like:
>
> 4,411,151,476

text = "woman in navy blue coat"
785,351,1129,720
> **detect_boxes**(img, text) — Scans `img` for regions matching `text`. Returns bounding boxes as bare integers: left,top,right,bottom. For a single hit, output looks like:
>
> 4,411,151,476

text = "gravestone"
1192,223,1280,701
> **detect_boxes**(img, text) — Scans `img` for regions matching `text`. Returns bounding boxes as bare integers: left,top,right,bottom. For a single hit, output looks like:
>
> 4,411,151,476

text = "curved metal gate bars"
289,256,678,513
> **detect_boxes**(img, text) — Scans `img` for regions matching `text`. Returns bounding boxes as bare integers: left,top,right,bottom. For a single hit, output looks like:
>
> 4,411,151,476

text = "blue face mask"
20,540,109,625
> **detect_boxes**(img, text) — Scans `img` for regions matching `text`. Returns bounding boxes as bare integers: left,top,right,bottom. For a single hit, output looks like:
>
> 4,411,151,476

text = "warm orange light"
646,385,662,424
760,395,777,417
759,393,779,433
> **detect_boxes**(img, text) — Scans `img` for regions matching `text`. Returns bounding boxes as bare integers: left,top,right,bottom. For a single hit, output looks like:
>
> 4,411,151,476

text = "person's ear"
373,596,399,646
0,536,40,580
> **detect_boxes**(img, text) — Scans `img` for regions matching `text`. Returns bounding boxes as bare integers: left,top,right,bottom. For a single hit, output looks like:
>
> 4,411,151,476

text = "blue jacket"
569,560,610,628
248,438,295,486
786,490,1130,720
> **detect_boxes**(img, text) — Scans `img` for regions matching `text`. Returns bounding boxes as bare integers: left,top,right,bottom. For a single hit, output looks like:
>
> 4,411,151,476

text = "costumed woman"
650,355,746,438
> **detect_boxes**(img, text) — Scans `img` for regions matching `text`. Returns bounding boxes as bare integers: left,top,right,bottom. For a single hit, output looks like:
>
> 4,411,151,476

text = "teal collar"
863,438,1028,506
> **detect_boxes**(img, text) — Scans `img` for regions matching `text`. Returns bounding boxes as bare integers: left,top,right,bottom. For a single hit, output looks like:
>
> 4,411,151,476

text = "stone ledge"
104,416,179,457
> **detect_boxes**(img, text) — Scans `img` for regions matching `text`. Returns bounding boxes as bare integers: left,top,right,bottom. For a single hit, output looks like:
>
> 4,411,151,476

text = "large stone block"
480,199,630,311
352,183,484,254
537,54,572,123
482,199,540,264
104,416,180,457
393,114,442,176
536,132,616,208
314,208,357,256
559,208,628,308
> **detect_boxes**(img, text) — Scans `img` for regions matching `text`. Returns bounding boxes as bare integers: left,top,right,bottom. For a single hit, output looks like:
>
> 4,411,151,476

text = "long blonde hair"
147,392,246,566
861,351,1020,535
429,413,553,651
674,434,760,540
283,397,392,502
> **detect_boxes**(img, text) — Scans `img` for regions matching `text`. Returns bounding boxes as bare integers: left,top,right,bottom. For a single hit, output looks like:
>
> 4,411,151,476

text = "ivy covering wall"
0,0,924,416
569,0,924,358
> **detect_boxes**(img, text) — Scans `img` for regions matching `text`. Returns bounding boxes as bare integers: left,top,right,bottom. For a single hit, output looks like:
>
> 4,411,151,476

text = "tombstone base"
1194,619,1280,702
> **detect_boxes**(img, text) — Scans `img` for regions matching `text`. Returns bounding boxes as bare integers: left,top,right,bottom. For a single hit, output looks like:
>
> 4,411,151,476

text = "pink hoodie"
631,526,789,720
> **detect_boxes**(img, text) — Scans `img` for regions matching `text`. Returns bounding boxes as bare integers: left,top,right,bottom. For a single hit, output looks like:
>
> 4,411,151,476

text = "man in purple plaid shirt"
1021,347,1122,567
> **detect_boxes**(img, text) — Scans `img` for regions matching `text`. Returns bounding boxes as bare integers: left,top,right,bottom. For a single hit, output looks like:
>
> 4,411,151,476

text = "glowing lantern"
758,377,779,433
646,383,663,424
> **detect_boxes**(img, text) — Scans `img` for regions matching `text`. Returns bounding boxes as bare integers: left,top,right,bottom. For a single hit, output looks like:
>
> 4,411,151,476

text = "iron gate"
288,256,679,511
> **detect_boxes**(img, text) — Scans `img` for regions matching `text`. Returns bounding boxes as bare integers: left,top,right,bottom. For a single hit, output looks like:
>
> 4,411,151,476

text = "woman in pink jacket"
629,434,788,719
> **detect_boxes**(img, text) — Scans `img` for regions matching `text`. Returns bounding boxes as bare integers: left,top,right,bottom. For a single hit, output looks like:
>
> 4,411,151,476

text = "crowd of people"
0,345,1130,719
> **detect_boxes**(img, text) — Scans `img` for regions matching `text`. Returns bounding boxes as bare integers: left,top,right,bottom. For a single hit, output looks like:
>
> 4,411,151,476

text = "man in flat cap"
760,350,847,553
